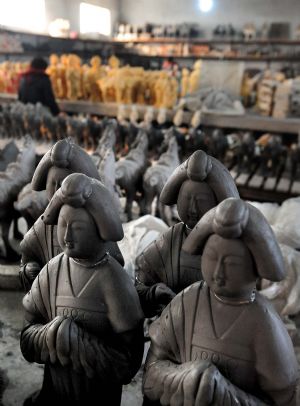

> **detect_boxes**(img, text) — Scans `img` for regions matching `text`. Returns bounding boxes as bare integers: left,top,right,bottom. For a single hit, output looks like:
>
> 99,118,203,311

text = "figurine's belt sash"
192,334,253,363
56,296,106,312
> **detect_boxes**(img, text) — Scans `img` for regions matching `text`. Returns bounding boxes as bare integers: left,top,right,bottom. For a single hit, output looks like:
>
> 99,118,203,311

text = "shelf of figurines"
1,92,300,135
117,52,300,62
114,37,300,45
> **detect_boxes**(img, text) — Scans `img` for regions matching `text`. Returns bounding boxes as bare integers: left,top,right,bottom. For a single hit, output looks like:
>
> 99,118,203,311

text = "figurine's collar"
213,290,256,306
71,252,109,268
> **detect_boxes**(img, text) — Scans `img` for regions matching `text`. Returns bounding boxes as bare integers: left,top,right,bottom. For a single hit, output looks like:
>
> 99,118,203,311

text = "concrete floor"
0,290,144,406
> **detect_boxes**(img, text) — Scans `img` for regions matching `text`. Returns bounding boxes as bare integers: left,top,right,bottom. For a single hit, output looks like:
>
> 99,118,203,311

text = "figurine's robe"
136,222,202,315
20,216,124,291
21,253,144,405
144,282,299,405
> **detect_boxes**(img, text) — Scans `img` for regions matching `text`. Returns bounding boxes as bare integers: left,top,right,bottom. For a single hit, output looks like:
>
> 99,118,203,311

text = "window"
80,3,111,36
199,0,213,13
0,0,46,33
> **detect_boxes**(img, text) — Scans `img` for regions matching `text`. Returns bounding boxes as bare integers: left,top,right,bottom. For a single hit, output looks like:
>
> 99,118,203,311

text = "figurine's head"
90,55,101,68
32,138,100,200
57,204,99,259
202,234,256,300
108,55,120,69
193,60,202,71
183,198,286,299
49,54,59,66
160,150,239,229
176,180,217,229
42,173,124,260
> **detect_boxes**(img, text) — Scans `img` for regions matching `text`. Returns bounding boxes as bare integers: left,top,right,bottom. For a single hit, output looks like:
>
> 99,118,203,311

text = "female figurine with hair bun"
20,173,144,406
143,198,299,406
136,150,239,317
20,138,124,291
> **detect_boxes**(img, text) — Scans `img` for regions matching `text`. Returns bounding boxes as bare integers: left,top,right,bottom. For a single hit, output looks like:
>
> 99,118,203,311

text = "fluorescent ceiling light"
199,0,213,12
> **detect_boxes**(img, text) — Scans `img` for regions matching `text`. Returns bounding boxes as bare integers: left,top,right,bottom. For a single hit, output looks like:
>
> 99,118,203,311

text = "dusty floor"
0,290,144,406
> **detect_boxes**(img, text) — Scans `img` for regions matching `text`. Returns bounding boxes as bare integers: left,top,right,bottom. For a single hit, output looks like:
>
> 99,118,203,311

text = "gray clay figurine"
143,198,299,406
143,131,180,223
0,140,19,171
115,129,149,221
20,138,124,291
136,150,239,317
236,132,256,173
0,136,35,260
21,173,144,406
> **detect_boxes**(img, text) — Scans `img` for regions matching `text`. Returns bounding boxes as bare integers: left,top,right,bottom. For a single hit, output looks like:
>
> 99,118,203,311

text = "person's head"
160,150,239,229
30,57,48,71
31,138,101,200
183,198,286,300
42,173,124,260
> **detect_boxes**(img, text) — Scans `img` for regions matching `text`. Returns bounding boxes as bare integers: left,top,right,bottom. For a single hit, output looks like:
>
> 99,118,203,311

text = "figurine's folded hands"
143,359,211,406
46,316,66,363
19,261,41,291
23,261,41,281
21,316,65,364
197,365,268,406
154,283,176,309
136,282,176,317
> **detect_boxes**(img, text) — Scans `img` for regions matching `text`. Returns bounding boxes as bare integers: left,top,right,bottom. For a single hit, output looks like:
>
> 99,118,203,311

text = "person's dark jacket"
18,69,60,116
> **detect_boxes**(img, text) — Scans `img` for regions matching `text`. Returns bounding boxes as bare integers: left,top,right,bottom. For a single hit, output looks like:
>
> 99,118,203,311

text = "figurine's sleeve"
77,319,144,385
103,257,144,333
135,282,161,318
93,258,145,383
143,293,186,402
135,229,171,286
254,302,299,405
20,222,45,267
20,265,53,364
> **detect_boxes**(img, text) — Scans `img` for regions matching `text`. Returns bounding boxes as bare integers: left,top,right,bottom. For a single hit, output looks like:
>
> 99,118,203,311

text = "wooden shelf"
114,37,300,46
117,52,300,62
1,94,300,134
189,112,300,134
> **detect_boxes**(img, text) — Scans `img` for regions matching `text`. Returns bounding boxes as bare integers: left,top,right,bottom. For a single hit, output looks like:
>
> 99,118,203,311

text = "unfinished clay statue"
136,150,239,317
21,173,144,406
143,198,298,406
20,138,124,291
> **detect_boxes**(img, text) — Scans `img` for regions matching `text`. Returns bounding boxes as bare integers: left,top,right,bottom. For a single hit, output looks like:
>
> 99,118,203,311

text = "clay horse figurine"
143,198,298,405
21,173,144,406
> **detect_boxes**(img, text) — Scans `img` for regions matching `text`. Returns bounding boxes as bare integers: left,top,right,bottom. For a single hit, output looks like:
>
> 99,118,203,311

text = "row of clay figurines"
19,138,299,405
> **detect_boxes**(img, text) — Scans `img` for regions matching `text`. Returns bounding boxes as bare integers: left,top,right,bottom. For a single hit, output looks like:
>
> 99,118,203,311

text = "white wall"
120,0,300,36
45,0,120,34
